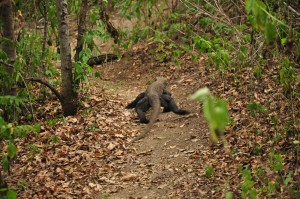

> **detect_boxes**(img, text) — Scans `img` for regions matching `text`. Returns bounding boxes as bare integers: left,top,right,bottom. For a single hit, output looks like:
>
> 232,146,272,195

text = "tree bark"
38,0,48,70
56,0,78,116
25,77,63,103
74,0,88,63
0,0,16,95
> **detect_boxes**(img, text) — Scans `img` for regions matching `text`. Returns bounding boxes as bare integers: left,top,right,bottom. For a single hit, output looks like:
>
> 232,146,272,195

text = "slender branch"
37,0,46,18
99,0,119,43
257,4,288,27
18,72,35,122
39,0,48,70
25,78,63,102
0,60,14,69
283,2,300,16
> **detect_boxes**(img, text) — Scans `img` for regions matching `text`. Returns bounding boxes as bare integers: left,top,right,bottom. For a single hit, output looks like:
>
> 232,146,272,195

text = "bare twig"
25,78,63,103
37,0,48,69
99,0,119,43
283,2,300,16
0,60,14,69
18,73,35,122
181,0,243,44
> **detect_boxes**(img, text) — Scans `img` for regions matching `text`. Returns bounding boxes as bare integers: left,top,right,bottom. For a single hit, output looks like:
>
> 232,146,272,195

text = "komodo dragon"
128,77,189,142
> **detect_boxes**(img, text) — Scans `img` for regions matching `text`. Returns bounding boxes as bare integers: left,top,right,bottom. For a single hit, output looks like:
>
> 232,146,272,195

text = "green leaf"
191,87,210,101
239,46,248,61
214,99,229,130
249,189,257,199
284,172,292,186
2,155,9,171
255,0,266,11
192,88,229,144
225,192,234,199
52,135,60,143
296,42,300,58
269,152,283,172
95,71,101,78
253,65,263,79
264,22,277,43
0,187,8,193
7,189,17,199
246,0,267,30
7,143,17,159
205,164,214,178
203,97,214,123
281,38,287,45
0,116,6,127
245,0,255,14
0,50,8,59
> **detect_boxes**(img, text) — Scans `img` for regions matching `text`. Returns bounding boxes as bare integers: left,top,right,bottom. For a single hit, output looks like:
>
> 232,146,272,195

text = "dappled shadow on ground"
7,42,298,198
7,48,213,198
94,50,219,198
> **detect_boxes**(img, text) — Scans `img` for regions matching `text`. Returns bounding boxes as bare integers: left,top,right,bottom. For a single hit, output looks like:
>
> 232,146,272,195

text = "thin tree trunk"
0,0,16,121
39,0,48,70
74,0,88,63
56,0,78,116
107,0,113,11
38,0,49,99
0,0,16,95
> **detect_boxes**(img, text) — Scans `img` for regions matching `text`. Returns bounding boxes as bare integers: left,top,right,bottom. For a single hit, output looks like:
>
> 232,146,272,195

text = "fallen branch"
87,53,119,66
25,78,63,102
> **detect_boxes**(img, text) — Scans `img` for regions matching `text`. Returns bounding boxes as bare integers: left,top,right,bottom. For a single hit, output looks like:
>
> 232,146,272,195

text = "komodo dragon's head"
155,77,168,86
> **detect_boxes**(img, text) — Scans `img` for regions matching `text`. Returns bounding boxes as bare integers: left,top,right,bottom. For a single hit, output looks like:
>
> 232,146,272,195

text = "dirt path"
93,53,211,198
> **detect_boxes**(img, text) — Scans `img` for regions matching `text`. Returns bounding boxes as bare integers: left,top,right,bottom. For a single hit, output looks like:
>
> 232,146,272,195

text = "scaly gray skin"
130,77,168,142
125,90,172,110
126,91,190,116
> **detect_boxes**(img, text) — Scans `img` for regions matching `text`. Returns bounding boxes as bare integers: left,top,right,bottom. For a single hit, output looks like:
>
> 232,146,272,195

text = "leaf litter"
3,45,299,198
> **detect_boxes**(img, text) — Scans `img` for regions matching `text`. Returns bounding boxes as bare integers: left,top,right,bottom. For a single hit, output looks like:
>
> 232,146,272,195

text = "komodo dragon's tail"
130,94,160,143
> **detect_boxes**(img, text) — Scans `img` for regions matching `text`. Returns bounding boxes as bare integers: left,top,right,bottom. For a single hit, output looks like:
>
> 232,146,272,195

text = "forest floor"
95,47,212,198
7,43,221,198
5,18,299,199
6,41,299,198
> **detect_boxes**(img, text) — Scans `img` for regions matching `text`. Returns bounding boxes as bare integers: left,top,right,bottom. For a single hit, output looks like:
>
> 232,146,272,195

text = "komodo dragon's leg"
126,92,146,109
161,94,190,115
126,90,171,110
135,97,150,123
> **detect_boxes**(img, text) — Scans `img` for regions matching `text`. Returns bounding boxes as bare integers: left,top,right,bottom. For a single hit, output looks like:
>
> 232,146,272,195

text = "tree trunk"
39,0,48,70
107,0,114,11
74,0,88,63
56,0,78,116
0,0,16,95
